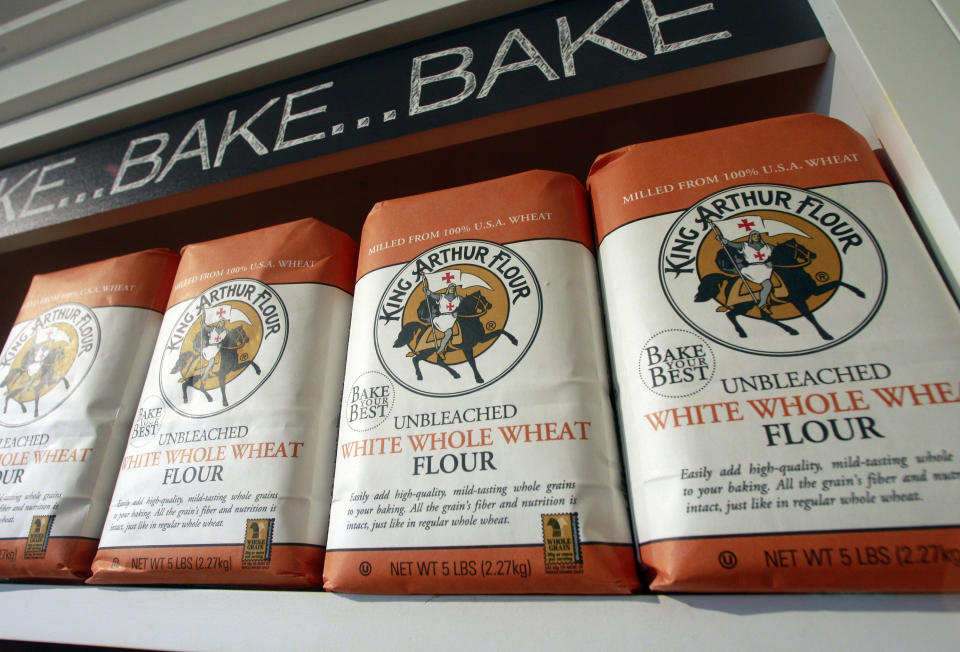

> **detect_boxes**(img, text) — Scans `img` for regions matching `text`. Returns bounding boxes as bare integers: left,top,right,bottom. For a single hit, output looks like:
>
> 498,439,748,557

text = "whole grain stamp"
88,219,357,586
0,249,179,580
323,170,639,593
587,114,960,592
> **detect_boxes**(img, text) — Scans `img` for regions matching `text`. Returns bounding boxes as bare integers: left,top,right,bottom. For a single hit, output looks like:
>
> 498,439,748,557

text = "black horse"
695,238,865,340
392,291,518,383
172,325,261,407
1,345,68,417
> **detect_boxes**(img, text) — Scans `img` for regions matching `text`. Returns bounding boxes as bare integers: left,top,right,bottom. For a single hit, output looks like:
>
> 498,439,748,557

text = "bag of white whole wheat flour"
0,249,179,581
588,114,960,592
88,218,356,587
323,170,639,593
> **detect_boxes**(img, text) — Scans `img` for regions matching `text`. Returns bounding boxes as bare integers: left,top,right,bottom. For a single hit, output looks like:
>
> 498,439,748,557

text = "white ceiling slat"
0,0,368,124
931,0,960,42
0,0,549,167
0,0,170,66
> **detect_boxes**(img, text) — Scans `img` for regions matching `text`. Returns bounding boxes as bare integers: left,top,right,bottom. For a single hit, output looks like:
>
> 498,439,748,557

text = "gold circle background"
7,323,79,401
400,264,509,365
176,301,263,390
696,210,842,319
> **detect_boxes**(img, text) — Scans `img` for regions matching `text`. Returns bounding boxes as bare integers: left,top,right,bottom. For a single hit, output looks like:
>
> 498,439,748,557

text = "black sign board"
0,0,822,246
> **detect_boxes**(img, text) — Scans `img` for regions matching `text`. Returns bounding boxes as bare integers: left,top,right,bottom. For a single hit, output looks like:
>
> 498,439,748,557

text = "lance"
198,307,207,383
419,273,442,358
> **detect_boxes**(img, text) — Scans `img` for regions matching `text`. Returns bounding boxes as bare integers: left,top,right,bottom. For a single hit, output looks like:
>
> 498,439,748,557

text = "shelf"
1,1,959,649
2,585,958,650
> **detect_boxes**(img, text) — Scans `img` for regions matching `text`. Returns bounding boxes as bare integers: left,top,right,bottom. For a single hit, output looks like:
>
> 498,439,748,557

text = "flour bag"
324,170,638,593
89,219,356,586
588,114,960,592
0,249,178,580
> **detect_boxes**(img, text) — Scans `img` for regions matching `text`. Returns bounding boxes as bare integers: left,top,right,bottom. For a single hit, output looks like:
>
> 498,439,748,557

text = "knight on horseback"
172,303,258,406
716,228,775,313
697,215,865,341
422,278,460,360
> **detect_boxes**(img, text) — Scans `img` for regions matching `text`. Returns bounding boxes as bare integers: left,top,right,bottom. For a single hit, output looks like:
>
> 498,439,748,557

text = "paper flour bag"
324,170,638,593
588,114,960,592
0,249,178,580
88,218,356,586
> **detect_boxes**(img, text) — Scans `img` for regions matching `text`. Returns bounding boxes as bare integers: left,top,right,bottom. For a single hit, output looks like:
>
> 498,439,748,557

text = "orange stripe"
168,218,357,305
323,544,639,594
87,544,324,587
641,527,960,592
16,249,179,322
0,538,98,582
588,114,889,243
357,170,594,278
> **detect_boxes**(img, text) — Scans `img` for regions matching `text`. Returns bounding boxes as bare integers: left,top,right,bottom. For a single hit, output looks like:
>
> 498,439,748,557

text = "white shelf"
1,1,959,649
1,585,958,651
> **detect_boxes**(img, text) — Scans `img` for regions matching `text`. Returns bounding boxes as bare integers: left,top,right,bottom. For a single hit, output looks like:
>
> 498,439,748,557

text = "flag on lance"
34,325,70,345
715,215,810,241
204,304,253,325
424,269,492,293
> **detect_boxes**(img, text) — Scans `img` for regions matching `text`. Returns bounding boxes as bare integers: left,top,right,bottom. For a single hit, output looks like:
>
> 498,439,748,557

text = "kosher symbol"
718,550,738,569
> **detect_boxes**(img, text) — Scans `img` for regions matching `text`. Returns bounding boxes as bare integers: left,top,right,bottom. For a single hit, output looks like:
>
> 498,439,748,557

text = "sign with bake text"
0,0,821,245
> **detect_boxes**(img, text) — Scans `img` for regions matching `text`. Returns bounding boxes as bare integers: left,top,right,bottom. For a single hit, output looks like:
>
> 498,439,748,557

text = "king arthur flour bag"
323,170,639,593
0,249,178,580
88,219,356,586
588,114,960,592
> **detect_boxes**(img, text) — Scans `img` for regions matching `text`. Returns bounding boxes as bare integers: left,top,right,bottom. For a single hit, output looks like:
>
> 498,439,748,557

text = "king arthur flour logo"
659,184,886,356
0,303,99,426
160,279,288,416
375,240,542,397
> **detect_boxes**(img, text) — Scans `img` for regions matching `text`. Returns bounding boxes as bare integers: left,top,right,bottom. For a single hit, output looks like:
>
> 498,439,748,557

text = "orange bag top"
16,249,180,323
169,218,357,306
588,114,889,244
358,170,594,278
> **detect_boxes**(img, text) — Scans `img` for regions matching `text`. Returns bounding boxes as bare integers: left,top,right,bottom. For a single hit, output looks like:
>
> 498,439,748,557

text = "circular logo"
718,550,738,569
160,279,288,417
344,371,396,432
0,303,100,426
659,184,886,356
129,395,165,448
639,330,715,397
374,240,542,397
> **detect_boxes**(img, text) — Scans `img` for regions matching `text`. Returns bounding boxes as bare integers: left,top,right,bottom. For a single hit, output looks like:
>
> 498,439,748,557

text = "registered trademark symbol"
718,550,738,569
358,561,372,576
816,271,830,282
